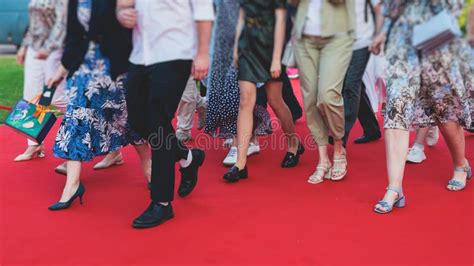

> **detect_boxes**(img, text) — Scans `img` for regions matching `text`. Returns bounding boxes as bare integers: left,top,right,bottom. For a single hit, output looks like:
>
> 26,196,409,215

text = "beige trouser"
295,34,353,146
176,75,207,132
24,47,68,146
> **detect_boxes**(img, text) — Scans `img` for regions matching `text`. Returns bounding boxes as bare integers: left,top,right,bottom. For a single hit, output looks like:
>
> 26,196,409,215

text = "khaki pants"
295,34,353,146
176,75,207,133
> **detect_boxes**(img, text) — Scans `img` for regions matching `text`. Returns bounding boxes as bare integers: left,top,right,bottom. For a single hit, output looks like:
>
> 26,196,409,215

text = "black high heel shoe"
223,166,248,183
281,142,305,168
48,183,86,211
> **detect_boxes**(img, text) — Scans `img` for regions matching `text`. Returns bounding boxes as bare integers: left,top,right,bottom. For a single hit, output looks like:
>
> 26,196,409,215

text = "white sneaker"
426,126,439,147
223,138,233,148
223,146,238,166
406,146,426,163
247,142,260,156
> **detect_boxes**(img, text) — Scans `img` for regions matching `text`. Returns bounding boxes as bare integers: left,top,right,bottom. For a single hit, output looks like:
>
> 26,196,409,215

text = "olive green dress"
238,0,287,84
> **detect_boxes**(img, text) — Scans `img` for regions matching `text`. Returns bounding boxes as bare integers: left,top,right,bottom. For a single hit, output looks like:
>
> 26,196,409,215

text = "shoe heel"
394,196,405,208
79,195,84,205
324,168,332,180
467,169,472,180
240,168,249,179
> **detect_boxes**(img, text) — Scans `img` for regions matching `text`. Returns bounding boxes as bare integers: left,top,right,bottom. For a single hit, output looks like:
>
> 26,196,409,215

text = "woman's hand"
370,32,386,55
16,46,26,65
47,65,68,88
468,35,474,48
233,47,239,67
270,59,281,79
117,7,138,29
35,49,50,60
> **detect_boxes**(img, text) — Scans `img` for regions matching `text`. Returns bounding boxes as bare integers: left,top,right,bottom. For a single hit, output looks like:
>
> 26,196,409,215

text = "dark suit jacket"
61,0,132,80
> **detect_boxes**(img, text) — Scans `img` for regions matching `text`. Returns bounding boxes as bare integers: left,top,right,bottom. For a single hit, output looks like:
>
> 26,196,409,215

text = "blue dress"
53,0,143,161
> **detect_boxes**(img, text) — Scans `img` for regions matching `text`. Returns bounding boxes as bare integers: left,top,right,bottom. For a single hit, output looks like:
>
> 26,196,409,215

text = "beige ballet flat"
93,152,124,170
14,144,45,162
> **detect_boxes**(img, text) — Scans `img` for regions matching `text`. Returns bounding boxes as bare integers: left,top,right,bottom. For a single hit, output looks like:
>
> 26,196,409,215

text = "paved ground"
0,45,17,55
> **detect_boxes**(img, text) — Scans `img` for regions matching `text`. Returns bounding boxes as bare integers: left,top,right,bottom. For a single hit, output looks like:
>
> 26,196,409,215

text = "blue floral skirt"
53,42,144,161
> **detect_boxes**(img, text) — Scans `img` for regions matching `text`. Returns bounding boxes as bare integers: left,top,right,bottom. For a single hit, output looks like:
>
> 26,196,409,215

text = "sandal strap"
387,186,403,197
448,179,465,187
455,165,471,173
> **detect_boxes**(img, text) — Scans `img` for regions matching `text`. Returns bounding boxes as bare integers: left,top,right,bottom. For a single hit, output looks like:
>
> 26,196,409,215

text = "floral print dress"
53,0,143,161
382,0,472,130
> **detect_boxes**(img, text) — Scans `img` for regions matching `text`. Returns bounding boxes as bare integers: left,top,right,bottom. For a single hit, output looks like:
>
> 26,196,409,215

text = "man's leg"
125,64,150,139
282,70,303,121
133,60,205,229
342,47,371,145
357,83,381,139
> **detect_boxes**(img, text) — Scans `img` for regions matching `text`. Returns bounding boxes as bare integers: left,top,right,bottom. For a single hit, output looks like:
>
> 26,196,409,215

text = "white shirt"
353,0,380,50
129,0,215,66
303,0,322,36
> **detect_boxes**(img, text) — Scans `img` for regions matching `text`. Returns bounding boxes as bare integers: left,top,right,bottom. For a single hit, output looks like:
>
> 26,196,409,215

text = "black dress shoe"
178,149,205,198
48,183,86,211
132,202,174,229
223,166,248,183
281,143,305,168
354,132,381,144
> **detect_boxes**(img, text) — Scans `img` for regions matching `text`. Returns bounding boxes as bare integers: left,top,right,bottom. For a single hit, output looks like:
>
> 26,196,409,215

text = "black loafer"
281,143,305,168
354,133,381,144
223,166,248,183
132,202,174,229
178,149,205,198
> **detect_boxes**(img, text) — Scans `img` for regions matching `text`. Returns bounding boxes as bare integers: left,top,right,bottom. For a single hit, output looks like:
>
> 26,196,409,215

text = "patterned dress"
382,0,472,130
53,0,143,161
205,0,272,139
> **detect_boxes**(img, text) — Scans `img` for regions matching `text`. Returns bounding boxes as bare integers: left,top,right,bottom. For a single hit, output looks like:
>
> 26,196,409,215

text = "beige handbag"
282,40,296,67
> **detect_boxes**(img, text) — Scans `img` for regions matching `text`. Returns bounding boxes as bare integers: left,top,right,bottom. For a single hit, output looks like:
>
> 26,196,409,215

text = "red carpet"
1,80,473,264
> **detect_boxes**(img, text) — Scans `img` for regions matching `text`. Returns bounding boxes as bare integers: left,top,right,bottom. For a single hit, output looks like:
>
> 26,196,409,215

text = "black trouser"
358,83,380,137
126,60,192,202
256,70,303,121
342,47,380,143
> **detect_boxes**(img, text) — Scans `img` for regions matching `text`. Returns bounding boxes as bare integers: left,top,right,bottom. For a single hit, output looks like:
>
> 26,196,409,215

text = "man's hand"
47,65,68,88
117,7,138,29
35,48,50,60
192,53,210,81
16,46,26,65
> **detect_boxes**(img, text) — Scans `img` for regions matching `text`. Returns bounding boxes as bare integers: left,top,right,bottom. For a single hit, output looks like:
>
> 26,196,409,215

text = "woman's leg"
58,161,82,202
134,143,151,183
438,122,469,187
235,81,257,169
265,80,298,153
15,48,45,161
93,150,124,170
376,129,410,211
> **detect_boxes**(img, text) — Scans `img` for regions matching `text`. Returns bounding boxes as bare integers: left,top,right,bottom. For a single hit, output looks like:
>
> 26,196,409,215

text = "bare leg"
376,129,410,211
265,80,298,153
438,122,468,188
413,127,428,146
134,144,151,183
235,81,257,170
59,161,82,202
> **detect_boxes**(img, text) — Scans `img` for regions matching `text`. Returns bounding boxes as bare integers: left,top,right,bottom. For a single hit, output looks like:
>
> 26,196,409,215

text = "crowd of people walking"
13,0,474,228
